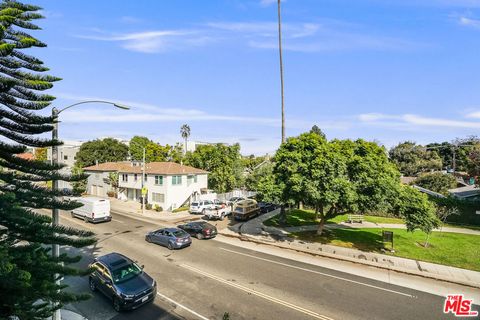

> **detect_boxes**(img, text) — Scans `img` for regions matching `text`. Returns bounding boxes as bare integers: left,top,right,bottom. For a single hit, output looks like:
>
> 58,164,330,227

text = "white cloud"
459,16,480,28
359,113,480,129
465,111,480,118
76,30,211,53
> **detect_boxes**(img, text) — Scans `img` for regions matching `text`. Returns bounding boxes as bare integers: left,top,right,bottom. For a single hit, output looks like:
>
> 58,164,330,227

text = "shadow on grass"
291,228,384,252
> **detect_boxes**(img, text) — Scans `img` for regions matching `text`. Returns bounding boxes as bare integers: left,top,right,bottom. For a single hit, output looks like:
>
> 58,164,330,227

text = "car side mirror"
141,265,145,269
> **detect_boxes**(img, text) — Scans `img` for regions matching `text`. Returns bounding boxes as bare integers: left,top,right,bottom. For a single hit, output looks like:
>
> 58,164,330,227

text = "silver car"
189,200,214,214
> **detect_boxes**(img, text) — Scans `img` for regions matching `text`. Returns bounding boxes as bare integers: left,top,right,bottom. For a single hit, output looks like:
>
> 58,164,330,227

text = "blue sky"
29,0,480,155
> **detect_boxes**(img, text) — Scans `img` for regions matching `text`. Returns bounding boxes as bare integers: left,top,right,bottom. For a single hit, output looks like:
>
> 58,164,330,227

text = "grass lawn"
263,209,405,227
292,228,480,271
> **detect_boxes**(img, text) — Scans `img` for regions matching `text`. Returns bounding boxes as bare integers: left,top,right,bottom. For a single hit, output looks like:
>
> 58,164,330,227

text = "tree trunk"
279,204,286,227
299,201,304,210
424,232,431,248
314,204,319,221
316,205,325,235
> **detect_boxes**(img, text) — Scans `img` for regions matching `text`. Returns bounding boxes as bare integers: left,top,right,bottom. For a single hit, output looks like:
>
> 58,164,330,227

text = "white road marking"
220,247,416,298
156,291,210,320
181,264,334,320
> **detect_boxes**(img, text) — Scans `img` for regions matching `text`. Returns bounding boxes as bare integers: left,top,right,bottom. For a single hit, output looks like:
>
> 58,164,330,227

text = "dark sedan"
145,228,192,250
258,202,276,214
178,221,217,239
89,252,156,312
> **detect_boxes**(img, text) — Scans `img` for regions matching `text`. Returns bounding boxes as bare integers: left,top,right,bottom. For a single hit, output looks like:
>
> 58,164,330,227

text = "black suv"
89,252,156,312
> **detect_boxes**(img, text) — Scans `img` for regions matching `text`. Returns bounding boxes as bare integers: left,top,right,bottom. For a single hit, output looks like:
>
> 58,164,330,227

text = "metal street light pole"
142,147,145,215
51,100,129,320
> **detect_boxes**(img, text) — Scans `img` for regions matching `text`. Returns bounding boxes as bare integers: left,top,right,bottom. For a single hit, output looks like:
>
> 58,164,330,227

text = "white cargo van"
71,197,112,223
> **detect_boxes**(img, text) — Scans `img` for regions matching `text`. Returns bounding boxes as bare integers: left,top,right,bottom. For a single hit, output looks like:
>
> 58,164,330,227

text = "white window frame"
155,175,163,186
172,175,182,185
122,174,128,182
152,192,165,203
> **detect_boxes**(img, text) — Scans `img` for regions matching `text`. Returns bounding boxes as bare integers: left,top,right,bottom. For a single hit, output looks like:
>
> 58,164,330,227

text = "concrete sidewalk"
109,197,200,224
283,222,480,235
226,209,480,289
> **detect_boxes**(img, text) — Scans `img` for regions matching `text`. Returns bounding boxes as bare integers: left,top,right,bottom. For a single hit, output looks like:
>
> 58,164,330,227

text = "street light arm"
56,100,130,114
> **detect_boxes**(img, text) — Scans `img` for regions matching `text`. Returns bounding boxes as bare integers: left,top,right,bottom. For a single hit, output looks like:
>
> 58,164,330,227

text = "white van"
71,197,112,223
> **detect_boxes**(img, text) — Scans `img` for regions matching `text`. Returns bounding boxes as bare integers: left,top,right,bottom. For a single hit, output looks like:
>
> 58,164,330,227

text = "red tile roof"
84,161,208,175
15,153,35,161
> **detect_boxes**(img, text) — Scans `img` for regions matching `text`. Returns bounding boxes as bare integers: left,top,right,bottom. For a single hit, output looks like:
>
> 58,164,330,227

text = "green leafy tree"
389,141,442,176
185,143,243,193
310,125,326,140
413,172,457,195
467,143,480,186
75,138,128,168
71,164,86,194
0,2,95,318
428,137,480,172
34,146,47,161
108,172,119,194
394,185,440,246
180,124,190,154
129,135,151,161
245,160,271,191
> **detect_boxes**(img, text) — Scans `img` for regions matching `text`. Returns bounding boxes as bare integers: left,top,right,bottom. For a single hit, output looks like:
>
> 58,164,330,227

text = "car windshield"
111,263,142,284
191,202,199,206
173,230,187,237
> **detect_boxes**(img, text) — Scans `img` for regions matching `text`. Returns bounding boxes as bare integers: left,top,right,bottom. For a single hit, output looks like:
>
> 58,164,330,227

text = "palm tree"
277,0,285,143
180,124,191,154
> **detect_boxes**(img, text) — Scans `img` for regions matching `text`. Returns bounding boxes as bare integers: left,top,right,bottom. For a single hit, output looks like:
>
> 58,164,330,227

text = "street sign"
382,230,394,251
141,187,148,196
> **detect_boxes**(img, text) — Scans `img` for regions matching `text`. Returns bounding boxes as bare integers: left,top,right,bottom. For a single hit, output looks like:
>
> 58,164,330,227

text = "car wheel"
167,242,174,250
113,297,122,312
89,277,96,292
145,235,151,243
71,211,75,218
196,233,204,240
202,209,206,215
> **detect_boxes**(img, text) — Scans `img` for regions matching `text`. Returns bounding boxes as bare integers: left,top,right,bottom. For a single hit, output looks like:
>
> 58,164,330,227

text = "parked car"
233,199,260,221
145,228,192,250
258,202,276,214
204,206,230,220
71,197,112,223
89,252,156,312
178,221,217,239
189,200,215,214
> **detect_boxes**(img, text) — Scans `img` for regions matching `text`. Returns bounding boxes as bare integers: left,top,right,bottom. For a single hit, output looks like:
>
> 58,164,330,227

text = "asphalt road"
57,210,476,320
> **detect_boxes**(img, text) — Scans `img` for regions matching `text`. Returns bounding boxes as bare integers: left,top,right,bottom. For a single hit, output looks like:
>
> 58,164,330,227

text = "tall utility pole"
142,147,146,215
50,101,129,320
277,0,285,143
51,107,61,320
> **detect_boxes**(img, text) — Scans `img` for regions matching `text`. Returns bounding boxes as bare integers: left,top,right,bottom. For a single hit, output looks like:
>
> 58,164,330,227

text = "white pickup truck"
205,205,231,220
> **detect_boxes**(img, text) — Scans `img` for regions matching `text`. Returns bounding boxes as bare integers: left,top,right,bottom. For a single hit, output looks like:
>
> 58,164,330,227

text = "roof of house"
448,185,480,199
15,152,35,161
83,161,208,175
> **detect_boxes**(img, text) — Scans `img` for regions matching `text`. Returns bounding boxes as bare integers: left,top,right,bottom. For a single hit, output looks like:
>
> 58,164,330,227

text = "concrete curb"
218,231,480,290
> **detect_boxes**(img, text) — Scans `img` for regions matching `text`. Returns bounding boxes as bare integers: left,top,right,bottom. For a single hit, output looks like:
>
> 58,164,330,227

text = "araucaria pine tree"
0,1,96,319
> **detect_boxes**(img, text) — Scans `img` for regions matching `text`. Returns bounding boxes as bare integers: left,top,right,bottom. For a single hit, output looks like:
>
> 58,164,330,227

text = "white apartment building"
47,140,82,190
83,161,208,210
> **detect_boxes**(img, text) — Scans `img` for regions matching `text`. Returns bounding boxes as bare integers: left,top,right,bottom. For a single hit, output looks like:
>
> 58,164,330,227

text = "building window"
134,174,138,181
122,174,128,182
152,193,165,203
155,175,163,185
144,174,147,182
172,175,182,185
64,155,68,160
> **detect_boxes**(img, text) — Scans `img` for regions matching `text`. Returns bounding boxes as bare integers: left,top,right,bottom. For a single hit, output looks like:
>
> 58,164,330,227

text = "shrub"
154,205,163,212
107,191,115,198
145,203,153,210
172,206,189,213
